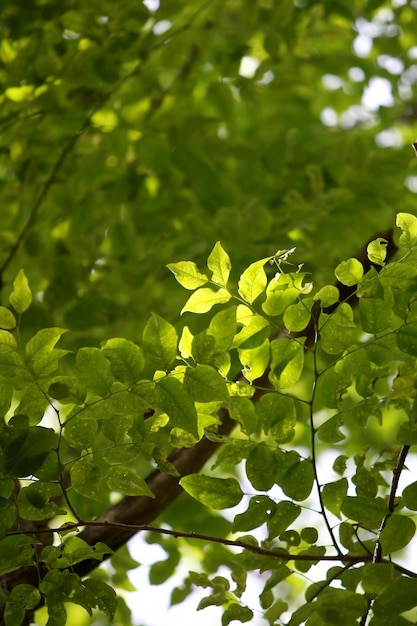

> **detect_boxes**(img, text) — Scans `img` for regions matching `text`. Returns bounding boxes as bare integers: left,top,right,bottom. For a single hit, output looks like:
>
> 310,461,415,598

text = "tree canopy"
1,1,417,625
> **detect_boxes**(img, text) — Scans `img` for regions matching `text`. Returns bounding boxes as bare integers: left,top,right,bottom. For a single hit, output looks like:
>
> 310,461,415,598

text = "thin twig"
359,444,411,625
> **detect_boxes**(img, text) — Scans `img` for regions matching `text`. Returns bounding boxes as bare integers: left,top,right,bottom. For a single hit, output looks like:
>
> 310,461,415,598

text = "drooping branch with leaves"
2,214,417,625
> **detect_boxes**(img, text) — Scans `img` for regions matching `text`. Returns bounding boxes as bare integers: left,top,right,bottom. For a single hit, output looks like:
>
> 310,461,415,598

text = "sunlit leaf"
397,212,417,249
367,238,388,266
207,241,231,287
335,258,364,286
0,306,16,330
167,261,209,290
238,257,272,304
181,287,231,315
9,270,32,315
269,338,304,388
181,475,243,509
143,313,178,371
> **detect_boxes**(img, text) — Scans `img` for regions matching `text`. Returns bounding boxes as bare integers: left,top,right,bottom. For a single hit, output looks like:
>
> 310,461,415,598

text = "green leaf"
207,241,231,287
9,270,32,314
26,328,67,359
359,297,392,334
0,536,35,576
167,261,209,290
181,287,231,315
267,501,301,538
5,584,41,626
64,415,97,449
0,384,13,418
107,465,154,497
233,496,276,532
397,212,417,248
25,328,69,378
179,325,194,358
256,393,296,443
283,300,311,332
397,322,417,357
239,339,270,382
334,258,364,286
222,603,253,625
280,460,314,501
313,285,339,308
18,483,65,520
156,375,198,437
181,474,243,509
319,303,356,354
373,577,417,615
101,337,145,384
322,479,348,519
79,578,117,620
379,514,415,554
317,414,345,443
269,338,304,389
361,562,398,596
234,312,270,349
403,480,417,510
150,552,180,585
207,307,237,354
0,497,16,533
262,274,301,316
314,588,368,622
341,496,387,527
0,330,17,352
4,583,41,626
245,445,277,491
367,237,388,266
42,537,112,569
0,306,16,330
184,364,228,402
227,396,258,435
70,457,102,500
0,418,57,478
75,347,113,395
143,313,178,371
238,257,272,304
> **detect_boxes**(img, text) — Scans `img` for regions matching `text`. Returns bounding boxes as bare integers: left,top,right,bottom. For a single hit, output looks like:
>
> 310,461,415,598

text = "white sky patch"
375,128,403,148
322,74,344,90
143,0,160,10
404,176,417,193
320,107,338,127
353,33,373,58
153,19,171,35
239,56,260,78
348,66,365,82
377,54,404,75
339,105,375,129
257,70,274,84
362,77,393,110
